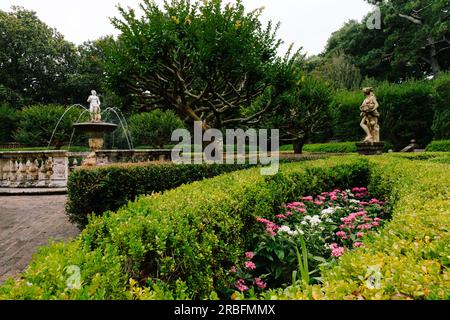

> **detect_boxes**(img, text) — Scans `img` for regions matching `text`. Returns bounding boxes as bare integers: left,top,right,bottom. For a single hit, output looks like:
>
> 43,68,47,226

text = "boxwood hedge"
426,140,450,152
66,163,253,229
0,155,448,300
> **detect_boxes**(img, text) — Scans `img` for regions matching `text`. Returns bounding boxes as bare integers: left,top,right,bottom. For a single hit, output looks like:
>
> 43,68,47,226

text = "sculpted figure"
360,87,380,143
87,90,102,122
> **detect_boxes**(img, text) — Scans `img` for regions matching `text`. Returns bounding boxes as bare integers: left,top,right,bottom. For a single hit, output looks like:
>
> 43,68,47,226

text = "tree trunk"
293,139,304,154
427,37,441,75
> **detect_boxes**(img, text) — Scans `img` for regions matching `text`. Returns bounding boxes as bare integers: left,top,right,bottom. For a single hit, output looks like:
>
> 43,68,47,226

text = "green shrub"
128,110,185,148
1,156,448,300
14,104,87,149
425,140,450,152
0,104,19,143
281,141,393,153
1,156,369,299
66,163,254,229
431,73,450,140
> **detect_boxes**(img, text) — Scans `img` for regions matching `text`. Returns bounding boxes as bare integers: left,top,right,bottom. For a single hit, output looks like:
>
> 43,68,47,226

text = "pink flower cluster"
352,187,368,198
236,279,249,292
257,217,280,237
254,278,267,290
330,243,345,258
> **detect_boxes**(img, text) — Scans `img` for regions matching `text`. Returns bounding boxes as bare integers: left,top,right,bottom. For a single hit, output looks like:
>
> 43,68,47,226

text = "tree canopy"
104,0,299,130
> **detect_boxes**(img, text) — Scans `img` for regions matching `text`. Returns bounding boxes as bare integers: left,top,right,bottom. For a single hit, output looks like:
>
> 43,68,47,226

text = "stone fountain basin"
73,122,118,134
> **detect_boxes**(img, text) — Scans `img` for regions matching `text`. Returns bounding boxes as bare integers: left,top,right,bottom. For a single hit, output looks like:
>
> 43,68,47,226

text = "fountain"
72,90,118,166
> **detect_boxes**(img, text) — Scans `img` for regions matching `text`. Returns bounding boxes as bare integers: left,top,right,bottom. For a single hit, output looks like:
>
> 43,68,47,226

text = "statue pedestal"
356,142,384,155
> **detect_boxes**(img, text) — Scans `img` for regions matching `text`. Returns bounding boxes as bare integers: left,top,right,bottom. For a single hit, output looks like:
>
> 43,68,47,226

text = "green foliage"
0,104,19,143
66,162,254,229
330,80,436,149
1,156,369,299
324,1,450,81
14,105,87,149
264,157,450,300
262,75,333,153
425,140,450,152
0,7,78,107
431,73,450,139
104,0,298,128
129,110,185,148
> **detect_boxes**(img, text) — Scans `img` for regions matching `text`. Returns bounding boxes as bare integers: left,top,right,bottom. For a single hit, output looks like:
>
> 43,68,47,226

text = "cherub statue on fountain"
87,90,102,122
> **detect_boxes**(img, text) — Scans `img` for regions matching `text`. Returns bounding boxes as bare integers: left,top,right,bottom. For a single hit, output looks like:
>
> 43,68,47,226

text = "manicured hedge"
261,157,450,300
280,141,394,153
0,156,368,299
1,155,448,300
66,163,253,229
425,140,450,152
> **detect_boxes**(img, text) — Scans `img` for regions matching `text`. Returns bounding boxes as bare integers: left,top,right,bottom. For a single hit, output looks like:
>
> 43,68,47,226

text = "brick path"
0,195,79,283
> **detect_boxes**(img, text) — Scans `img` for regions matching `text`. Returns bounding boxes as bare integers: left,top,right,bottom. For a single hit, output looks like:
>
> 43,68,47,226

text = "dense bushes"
281,141,393,153
330,74,450,149
0,104,18,143
66,163,254,228
128,110,185,148
426,140,450,152
1,155,448,300
14,104,87,149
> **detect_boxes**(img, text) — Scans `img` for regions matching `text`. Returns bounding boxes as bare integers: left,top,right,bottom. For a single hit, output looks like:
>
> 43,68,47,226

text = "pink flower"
286,211,294,216
257,217,270,224
354,242,364,248
302,196,313,202
356,211,366,217
254,278,267,290
336,231,347,238
245,261,256,270
357,232,364,239
230,266,237,273
372,221,380,227
330,244,345,258
314,200,324,206
245,252,255,260
276,214,286,219
374,218,382,222
352,187,361,193
297,208,306,214
236,279,249,292
330,196,338,201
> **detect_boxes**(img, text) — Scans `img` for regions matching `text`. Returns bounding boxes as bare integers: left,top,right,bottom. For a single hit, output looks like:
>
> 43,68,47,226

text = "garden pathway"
0,195,79,283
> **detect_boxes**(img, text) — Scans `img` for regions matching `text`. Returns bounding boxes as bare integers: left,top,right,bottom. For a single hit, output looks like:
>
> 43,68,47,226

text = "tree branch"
398,13,422,25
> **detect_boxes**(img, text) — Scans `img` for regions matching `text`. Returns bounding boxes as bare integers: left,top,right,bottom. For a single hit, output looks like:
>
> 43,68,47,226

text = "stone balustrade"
0,149,172,189
0,151,69,188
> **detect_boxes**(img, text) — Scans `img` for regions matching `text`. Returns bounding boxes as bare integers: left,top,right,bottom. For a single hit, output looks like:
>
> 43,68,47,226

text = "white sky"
0,0,373,56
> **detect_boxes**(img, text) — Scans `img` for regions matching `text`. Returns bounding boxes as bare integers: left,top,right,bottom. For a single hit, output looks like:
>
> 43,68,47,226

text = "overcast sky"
0,0,373,56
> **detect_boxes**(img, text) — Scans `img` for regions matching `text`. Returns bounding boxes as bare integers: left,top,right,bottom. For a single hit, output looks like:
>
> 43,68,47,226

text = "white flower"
310,215,322,226
304,215,312,221
320,207,336,217
279,225,292,233
301,221,308,225
291,229,304,236
350,199,360,204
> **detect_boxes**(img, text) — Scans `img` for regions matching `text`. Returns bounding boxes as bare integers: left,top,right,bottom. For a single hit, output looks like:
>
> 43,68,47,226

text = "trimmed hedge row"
0,156,368,299
280,141,394,153
426,140,450,152
66,163,253,229
262,157,450,300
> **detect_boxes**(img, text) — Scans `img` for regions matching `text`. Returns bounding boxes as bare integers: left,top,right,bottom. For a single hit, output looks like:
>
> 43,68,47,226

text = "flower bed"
228,187,390,297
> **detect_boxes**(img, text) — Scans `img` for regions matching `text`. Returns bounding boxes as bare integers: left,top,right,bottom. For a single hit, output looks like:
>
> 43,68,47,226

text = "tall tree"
324,1,450,81
0,7,78,107
104,0,298,130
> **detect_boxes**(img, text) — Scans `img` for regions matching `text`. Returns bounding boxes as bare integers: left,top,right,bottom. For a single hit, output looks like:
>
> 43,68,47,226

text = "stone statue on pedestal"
360,87,380,143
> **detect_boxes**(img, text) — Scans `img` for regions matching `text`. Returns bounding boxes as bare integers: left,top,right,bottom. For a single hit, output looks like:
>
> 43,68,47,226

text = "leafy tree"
324,1,450,81
104,0,298,130
129,109,185,147
311,51,362,90
14,105,87,149
0,7,78,107
432,72,450,139
261,75,333,154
